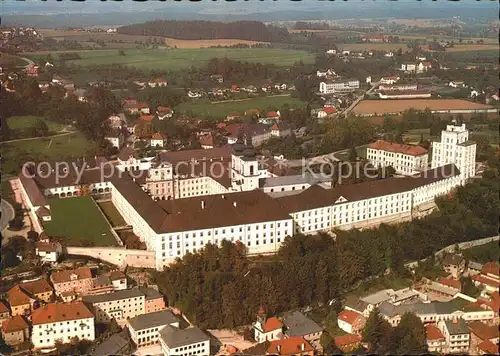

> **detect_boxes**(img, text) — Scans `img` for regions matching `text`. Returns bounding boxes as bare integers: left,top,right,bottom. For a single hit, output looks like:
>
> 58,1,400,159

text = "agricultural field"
175,95,307,119
423,44,498,53
339,43,409,52
7,115,65,135
23,48,315,71
352,99,494,117
0,132,98,175
43,196,117,246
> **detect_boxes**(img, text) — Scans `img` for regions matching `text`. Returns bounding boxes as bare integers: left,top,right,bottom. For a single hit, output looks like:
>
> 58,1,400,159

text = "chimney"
221,194,225,199
277,345,281,353
301,343,305,351
201,200,205,209
233,201,237,207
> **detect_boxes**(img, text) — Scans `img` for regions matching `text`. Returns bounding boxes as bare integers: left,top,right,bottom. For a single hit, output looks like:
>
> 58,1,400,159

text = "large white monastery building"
15,126,476,270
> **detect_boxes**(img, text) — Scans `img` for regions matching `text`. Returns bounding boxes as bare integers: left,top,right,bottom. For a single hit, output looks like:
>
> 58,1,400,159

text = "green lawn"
98,201,126,227
175,95,307,119
0,132,98,175
26,48,315,71
43,196,117,246
7,115,65,134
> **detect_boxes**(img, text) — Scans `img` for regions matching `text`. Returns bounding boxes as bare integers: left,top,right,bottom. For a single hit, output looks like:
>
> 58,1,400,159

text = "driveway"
0,199,15,232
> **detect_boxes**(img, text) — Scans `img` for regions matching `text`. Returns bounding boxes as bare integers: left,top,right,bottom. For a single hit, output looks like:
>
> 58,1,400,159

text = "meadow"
175,95,307,118
24,48,315,71
43,196,117,246
7,115,65,134
0,132,98,175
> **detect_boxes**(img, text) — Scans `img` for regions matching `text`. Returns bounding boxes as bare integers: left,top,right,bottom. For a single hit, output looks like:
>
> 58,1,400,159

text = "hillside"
117,20,291,43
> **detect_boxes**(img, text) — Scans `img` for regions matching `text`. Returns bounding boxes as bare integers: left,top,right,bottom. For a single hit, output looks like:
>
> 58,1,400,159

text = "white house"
367,140,429,175
82,289,145,324
150,133,165,148
337,310,366,334
319,79,360,94
127,310,179,348
438,319,470,354
159,326,210,356
35,241,62,263
31,302,95,350
253,308,283,343
431,124,476,184
326,49,337,55
156,106,174,120
105,130,125,149
470,89,480,98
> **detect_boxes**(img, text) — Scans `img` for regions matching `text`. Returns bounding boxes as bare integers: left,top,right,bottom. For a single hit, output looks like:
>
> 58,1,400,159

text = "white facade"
319,79,360,94
431,124,476,184
367,145,429,175
438,320,470,354
84,293,145,323
31,314,94,349
380,77,400,85
150,138,164,147
105,135,124,149
159,327,210,356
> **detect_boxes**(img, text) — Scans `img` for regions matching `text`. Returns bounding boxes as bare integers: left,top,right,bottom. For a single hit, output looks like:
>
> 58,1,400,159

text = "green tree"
390,312,427,355
348,146,358,162
32,118,49,137
362,307,392,354
460,276,480,297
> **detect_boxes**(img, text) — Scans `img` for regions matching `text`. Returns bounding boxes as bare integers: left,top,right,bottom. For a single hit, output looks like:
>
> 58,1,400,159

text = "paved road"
0,199,15,232
1,130,75,144
341,81,380,117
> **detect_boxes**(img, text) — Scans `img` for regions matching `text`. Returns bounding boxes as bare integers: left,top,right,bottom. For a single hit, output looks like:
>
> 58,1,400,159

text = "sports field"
352,99,494,117
24,48,315,71
175,95,307,118
1,132,98,175
43,196,117,246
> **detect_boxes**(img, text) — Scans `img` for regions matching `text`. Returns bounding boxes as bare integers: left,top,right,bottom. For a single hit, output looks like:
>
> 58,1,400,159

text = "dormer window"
70,273,78,281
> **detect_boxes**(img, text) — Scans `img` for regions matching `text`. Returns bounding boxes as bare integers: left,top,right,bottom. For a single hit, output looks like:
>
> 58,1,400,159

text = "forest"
154,167,499,330
117,20,291,43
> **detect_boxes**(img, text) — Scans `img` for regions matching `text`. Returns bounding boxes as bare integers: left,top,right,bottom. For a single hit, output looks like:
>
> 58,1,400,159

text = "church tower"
230,132,261,191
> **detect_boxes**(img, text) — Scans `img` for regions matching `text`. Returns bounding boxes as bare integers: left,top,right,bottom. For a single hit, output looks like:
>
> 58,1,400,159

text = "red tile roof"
323,107,337,114
51,267,92,284
267,336,314,355
36,241,60,253
368,140,428,156
267,111,280,118
151,133,164,140
138,102,149,109
199,134,214,147
261,317,283,333
478,340,499,354
438,277,461,290
141,115,154,122
7,286,31,307
472,274,500,288
468,321,499,341
31,302,94,325
2,315,28,333
0,302,9,313
338,310,363,325
426,324,445,341
481,262,500,278
19,279,53,296
157,106,172,112
334,334,362,347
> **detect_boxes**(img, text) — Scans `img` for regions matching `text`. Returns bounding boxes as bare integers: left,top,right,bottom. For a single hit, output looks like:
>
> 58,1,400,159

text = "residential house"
150,133,165,148
442,254,466,278
199,134,215,149
31,302,95,349
468,320,499,346
156,106,174,120
316,69,336,78
270,122,292,138
437,318,470,354
467,261,484,275
326,49,336,55
426,324,446,353
159,325,210,356
35,240,62,263
281,311,323,345
109,271,127,291
470,89,480,98
87,275,115,296
274,84,287,91
61,291,79,303
334,334,362,353
105,129,125,149
128,310,179,348
449,81,466,88
108,115,124,129
267,337,314,356
140,287,166,314
253,307,283,343
1,315,29,346
25,64,39,77
0,303,10,322
50,267,93,296
226,112,242,121
224,123,271,147
230,84,240,92
337,310,366,334
7,279,54,316
125,102,150,115
380,76,400,85
266,111,280,120
148,78,168,88
317,106,337,118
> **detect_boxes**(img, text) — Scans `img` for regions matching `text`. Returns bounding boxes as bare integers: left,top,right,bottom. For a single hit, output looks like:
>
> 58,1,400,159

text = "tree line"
117,20,291,43
154,168,499,331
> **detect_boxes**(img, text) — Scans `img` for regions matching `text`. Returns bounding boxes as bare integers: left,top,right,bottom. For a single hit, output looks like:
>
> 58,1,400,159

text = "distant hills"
117,20,290,43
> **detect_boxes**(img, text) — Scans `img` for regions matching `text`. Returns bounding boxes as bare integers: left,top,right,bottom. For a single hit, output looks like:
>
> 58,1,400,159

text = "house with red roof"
0,302,10,322
150,133,166,148
334,334,362,353
425,324,445,353
199,133,215,149
270,122,292,138
437,277,461,291
267,337,314,356
337,310,366,334
156,106,174,120
253,306,283,343
472,262,500,293
367,140,429,175
1,315,29,346
266,110,280,119
317,106,338,119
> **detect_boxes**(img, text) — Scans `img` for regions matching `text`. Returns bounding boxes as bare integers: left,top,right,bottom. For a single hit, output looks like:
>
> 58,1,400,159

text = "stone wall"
64,246,157,269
